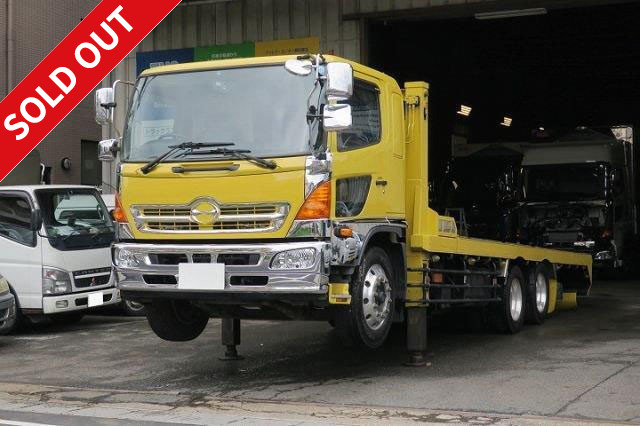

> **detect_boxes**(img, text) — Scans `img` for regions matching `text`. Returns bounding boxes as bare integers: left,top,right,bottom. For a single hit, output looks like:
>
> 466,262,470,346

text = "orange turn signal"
112,193,128,223
335,226,353,238
295,181,331,220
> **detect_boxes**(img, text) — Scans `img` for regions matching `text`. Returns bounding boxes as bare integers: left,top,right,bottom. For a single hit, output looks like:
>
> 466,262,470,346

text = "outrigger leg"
405,307,428,366
219,318,244,361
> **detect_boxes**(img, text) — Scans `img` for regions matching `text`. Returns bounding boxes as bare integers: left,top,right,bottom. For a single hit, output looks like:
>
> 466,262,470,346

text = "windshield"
35,189,114,251
522,163,608,202
123,65,315,162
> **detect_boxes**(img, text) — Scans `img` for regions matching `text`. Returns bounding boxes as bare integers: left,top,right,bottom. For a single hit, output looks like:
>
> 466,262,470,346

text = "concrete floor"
0,279,639,424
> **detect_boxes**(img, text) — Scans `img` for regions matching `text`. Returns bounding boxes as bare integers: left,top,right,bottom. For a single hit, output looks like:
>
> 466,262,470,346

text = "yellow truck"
96,54,591,364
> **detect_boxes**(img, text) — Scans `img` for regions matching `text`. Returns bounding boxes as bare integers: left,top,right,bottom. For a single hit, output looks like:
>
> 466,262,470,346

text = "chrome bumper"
113,241,331,296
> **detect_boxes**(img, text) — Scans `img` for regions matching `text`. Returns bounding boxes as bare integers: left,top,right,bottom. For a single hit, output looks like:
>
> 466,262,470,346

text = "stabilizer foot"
219,345,244,361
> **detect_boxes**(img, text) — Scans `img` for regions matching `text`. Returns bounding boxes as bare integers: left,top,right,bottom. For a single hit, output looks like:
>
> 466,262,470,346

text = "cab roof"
139,54,396,87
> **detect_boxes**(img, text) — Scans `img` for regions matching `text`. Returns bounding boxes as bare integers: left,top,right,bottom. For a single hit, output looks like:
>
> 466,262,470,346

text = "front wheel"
146,300,208,342
122,299,146,316
335,247,395,349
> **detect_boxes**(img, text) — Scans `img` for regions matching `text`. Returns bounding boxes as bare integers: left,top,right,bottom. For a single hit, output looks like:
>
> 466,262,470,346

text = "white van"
0,186,120,330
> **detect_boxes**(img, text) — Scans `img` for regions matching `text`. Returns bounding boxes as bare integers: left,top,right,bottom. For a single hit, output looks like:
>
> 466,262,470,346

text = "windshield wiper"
179,147,278,170
140,142,235,174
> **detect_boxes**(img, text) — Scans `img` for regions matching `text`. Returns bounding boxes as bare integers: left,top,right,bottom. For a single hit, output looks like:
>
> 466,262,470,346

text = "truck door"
331,76,405,220
0,192,43,310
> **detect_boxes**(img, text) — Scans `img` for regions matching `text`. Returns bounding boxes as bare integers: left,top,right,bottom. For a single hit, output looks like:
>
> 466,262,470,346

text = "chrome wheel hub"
535,273,548,314
510,277,523,322
362,264,392,331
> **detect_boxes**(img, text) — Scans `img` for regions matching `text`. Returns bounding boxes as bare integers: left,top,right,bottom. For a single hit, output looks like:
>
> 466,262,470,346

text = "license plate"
178,263,225,291
88,292,104,307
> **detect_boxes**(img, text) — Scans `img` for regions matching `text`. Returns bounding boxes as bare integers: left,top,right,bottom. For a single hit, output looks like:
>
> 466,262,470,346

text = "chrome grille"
131,198,289,234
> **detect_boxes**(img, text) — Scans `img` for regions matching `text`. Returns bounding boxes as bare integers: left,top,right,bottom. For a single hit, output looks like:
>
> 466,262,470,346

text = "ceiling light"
501,116,513,127
457,105,472,117
475,8,547,20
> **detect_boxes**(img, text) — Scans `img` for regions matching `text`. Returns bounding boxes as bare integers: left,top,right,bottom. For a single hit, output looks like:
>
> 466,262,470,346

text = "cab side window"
0,194,36,247
337,80,381,151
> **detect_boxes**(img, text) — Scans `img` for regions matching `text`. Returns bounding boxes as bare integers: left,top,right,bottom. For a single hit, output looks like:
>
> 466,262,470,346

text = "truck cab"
0,185,120,330
515,130,636,270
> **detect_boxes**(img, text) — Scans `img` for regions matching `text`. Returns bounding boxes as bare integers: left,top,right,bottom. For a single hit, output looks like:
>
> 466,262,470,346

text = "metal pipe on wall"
7,0,15,91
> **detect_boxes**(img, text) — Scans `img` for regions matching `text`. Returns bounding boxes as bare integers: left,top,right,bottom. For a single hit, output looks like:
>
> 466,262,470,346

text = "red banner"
0,0,181,181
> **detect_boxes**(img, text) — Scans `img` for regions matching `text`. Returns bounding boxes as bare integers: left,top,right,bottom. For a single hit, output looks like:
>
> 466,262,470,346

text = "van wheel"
526,264,550,325
335,247,395,349
50,312,84,325
492,265,526,334
146,300,208,342
122,299,146,316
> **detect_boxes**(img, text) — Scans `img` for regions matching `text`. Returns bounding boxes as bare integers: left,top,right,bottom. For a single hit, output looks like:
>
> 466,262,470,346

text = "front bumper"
113,241,331,302
0,292,16,333
42,287,120,314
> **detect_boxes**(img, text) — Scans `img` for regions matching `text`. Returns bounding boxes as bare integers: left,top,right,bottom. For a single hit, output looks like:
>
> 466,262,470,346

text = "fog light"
56,300,68,309
270,248,317,270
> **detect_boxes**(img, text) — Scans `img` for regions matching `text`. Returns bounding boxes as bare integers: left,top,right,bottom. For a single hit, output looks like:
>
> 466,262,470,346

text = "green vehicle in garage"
0,273,17,334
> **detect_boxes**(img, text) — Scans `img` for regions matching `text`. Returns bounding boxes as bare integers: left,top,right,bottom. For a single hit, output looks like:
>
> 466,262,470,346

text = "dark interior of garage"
368,2,640,181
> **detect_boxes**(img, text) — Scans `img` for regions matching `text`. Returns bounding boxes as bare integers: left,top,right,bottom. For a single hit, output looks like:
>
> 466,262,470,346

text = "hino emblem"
190,199,220,225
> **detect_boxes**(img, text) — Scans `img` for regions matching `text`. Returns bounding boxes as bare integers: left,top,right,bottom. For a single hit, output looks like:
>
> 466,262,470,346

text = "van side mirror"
31,209,43,232
99,139,119,162
95,88,115,125
323,104,352,131
325,62,353,101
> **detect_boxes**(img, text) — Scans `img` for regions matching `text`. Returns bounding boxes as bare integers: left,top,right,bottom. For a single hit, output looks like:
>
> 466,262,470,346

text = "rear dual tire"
526,265,550,325
493,266,526,334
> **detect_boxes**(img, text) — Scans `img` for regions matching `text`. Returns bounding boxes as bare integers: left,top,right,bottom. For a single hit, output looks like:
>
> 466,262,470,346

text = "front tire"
335,247,395,349
146,300,208,342
122,299,146,316
492,265,526,334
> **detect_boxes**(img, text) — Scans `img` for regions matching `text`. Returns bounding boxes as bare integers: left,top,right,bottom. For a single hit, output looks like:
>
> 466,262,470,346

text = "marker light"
112,193,128,223
295,181,331,220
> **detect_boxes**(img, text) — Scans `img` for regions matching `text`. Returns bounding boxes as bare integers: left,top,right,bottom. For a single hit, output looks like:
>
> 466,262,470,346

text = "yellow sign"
255,37,320,57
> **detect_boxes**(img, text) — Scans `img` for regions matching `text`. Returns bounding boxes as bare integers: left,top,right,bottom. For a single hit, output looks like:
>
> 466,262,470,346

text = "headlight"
114,247,143,268
0,276,9,294
115,223,135,240
270,248,317,270
595,250,613,260
42,267,72,295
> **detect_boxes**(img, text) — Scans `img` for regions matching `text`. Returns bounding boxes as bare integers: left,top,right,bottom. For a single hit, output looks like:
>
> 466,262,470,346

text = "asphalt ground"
0,279,638,424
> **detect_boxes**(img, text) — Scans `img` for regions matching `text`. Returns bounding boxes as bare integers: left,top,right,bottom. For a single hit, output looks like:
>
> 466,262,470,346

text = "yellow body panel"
548,279,558,314
119,156,306,240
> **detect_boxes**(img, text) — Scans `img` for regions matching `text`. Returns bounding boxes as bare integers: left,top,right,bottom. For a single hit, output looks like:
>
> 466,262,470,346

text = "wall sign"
136,48,194,75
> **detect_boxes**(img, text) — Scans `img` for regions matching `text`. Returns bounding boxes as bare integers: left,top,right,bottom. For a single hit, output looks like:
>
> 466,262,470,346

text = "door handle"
376,178,388,187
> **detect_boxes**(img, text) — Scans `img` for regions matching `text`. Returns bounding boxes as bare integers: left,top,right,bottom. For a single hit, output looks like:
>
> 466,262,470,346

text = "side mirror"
95,88,115,125
31,209,43,232
323,104,352,131
99,139,119,162
326,62,353,101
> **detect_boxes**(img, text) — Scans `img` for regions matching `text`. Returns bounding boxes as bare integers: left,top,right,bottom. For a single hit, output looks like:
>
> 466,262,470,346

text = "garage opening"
367,2,640,248
368,2,640,183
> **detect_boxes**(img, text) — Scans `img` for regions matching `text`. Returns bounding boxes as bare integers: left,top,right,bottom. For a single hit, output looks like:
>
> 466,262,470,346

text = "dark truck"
515,129,636,272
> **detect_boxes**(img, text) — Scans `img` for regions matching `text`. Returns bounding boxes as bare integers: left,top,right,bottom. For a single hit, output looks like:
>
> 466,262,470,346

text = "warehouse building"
1,0,639,190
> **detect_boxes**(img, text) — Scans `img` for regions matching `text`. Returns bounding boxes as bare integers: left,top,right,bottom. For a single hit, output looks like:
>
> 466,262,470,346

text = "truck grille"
131,198,289,234
73,267,112,288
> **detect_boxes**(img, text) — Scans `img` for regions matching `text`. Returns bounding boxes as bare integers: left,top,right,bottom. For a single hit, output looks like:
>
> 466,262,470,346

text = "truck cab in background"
515,129,636,272
0,186,120,332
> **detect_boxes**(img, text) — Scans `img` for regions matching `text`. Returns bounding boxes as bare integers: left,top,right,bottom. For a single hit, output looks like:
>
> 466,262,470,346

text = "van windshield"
35,189,114,251
123,65,315,162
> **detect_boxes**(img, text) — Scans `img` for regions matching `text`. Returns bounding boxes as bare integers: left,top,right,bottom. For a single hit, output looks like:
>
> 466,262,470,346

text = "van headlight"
42,267,72,295
270,248,317,270
114,247,143,268
0,276,9,294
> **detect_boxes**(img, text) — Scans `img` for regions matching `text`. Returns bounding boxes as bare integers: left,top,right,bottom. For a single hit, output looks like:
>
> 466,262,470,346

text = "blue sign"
136,48,194,75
